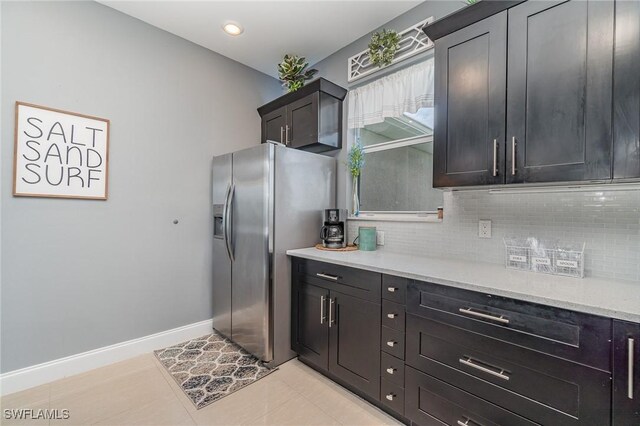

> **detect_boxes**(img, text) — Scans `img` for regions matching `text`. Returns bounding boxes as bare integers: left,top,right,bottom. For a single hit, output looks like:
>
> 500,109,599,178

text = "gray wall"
0,1,281,373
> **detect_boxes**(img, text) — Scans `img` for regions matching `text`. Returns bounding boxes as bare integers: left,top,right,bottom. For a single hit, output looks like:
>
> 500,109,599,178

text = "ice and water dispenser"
213,204,224,239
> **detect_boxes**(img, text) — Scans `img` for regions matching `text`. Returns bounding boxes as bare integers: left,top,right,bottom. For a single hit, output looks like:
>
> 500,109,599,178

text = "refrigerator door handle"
225,183,236,262
222,184,232,261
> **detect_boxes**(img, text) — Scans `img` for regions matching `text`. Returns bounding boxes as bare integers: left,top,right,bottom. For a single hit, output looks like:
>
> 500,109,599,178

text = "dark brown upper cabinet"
258,78,347,153
426,0,632,188
506,0,614,184
613,0,640,180
433,11,507,187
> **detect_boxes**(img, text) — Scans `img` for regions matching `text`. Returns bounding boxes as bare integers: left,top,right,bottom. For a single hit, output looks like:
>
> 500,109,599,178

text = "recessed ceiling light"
223,22,243,36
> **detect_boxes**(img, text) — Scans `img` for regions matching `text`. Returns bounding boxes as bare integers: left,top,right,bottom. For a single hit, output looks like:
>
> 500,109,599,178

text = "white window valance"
347,59,434,129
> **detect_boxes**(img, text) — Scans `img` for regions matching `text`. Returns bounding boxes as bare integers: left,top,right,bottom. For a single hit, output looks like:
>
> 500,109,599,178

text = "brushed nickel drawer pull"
457,418,481,426
316,273,339,281
629,337,635,399
385,393,395,401
458,307,509,324
320,296,326,325
386,341,396,347
387,286,397,293
459,357,510,381
387,313,397,319
386,367,396,374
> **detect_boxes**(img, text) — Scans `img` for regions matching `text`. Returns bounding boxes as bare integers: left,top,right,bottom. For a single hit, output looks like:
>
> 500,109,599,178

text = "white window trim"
357,133,440,220
348,212,442,223
361,134,433,154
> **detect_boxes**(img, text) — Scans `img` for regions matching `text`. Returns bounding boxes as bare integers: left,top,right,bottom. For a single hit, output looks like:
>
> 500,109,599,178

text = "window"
347,60,442,215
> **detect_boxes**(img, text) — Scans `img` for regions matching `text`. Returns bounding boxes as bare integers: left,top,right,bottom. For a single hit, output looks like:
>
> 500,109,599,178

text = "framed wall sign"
13,102,110,200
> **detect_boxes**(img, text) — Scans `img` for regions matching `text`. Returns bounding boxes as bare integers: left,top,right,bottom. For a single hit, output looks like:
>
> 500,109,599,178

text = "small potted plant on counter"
348,141,365,217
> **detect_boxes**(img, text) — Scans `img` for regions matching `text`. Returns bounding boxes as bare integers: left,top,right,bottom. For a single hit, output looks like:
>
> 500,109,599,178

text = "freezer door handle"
224,184,236,262
222,184,232,261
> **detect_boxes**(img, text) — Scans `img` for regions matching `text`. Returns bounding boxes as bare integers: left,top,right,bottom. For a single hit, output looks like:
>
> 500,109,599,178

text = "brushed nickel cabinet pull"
629,337,635,399
492,139,498,177
285,125,290,146
459,357,510,381
386,367,395,374
387,287,397,293
457,418,482,426
511,136,517,175
458,307,509,324
320,296,326,325
385,393,395,401
316,273,339,281
386,341,396,347
387,313,397,319
280,126,284,143
329,298,335,328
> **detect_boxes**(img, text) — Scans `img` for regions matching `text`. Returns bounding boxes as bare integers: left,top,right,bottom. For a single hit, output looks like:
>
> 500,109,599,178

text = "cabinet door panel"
507,0,614,183
613,0,640,180
262,106,286,144
291,281,329,370
329,291,380,399
433,11,507,187
287,93,319,149
613,320,640,425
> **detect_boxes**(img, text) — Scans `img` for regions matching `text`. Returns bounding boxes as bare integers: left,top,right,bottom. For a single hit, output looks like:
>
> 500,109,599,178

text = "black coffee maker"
320,209,347,248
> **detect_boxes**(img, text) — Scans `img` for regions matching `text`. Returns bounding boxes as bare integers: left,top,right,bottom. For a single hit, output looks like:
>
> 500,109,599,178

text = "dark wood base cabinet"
613,320,640,425
405,366,537,426
290,257,636,426
291,258,381,400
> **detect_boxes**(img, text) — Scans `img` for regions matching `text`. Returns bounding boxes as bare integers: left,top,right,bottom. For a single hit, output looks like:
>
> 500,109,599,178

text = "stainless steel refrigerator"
211,143,335,366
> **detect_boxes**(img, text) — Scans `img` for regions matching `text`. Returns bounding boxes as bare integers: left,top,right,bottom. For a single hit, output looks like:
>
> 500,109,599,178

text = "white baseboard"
0,318,213,396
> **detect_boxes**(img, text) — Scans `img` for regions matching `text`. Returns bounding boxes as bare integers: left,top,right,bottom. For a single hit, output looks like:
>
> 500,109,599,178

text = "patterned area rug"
154,332,275,409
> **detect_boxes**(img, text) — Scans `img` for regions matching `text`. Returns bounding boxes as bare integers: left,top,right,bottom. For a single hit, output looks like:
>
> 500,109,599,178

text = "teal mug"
356,226,377,251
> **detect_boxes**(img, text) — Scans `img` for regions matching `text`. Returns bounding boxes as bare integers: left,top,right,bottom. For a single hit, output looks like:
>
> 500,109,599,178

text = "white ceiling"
98,1,422,78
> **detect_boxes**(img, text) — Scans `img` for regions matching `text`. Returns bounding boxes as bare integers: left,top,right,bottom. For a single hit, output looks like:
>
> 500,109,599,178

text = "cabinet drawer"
406,314,611,425
382,326,405,359
382,275,407,304
381,352,404,387
407,280,611,371
380,378,404,416
405,366,538,426
382,299,405,331
294,258,381,302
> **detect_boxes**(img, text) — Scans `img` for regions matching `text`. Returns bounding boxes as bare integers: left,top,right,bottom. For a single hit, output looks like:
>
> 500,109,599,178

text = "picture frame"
13,101,110,200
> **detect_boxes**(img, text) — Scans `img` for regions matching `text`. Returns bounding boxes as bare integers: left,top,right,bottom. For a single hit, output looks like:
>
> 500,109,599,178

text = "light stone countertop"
287,247,640,323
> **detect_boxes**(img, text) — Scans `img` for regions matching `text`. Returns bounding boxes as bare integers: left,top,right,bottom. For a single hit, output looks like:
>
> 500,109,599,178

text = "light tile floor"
0,355,401,425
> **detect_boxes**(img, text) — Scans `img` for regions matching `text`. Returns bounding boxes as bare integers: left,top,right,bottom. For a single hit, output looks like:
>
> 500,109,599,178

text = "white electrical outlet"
376,230,385,246
478,220,492,238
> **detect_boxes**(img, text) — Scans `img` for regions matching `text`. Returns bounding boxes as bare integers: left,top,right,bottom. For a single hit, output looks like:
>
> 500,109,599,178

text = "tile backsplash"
348,189,640,282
